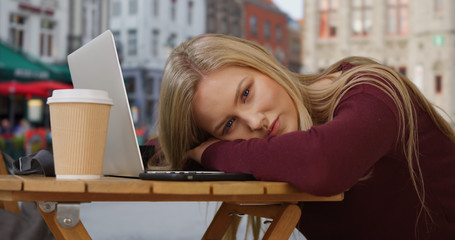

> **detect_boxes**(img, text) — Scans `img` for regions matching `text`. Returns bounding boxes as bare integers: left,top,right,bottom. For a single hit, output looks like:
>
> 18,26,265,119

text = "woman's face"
193,66,299,141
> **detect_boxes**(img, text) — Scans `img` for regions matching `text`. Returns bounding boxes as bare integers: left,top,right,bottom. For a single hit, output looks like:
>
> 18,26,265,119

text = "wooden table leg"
202,202,301,240
262,204,301,240
202,202,236,239
0,151,21,214
0,201,21,214
38,205,92,240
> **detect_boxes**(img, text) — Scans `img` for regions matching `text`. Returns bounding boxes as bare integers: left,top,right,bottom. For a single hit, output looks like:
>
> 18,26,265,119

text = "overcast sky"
273,0,304,20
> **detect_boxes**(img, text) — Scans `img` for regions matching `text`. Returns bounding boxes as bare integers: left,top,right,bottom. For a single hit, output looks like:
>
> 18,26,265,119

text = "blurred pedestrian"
14,118,30,138
0,119,12,135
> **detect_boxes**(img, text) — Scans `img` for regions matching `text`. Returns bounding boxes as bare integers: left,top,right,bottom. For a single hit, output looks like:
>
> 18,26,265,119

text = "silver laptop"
68,30,143,177
67,30,254,181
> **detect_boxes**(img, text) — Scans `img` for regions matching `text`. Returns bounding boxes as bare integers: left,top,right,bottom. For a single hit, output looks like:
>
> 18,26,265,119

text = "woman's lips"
267,117,280,137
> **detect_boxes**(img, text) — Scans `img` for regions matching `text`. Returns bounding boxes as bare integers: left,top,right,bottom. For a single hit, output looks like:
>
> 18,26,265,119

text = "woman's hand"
186,138,220,164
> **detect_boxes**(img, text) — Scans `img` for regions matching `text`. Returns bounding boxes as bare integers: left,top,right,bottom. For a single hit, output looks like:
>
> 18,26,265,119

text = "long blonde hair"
158,34,455,237
159,34,313,169
305,57,455,226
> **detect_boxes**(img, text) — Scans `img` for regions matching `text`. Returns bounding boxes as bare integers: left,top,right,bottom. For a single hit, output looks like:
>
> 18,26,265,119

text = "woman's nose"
243,112,268,131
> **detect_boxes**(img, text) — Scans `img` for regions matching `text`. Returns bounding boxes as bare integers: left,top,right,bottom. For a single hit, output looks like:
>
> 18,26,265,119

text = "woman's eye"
223,118,235,134
241,88,250,101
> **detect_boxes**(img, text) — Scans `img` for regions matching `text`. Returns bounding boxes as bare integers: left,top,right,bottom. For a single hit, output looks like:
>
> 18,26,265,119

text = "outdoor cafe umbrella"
2,80,71,128
0,41,73,126
0,81,49,126
25,80,73,93
0,81,49,97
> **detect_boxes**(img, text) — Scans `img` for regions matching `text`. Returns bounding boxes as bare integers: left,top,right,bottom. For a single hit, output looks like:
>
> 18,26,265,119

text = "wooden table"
0,175,343,240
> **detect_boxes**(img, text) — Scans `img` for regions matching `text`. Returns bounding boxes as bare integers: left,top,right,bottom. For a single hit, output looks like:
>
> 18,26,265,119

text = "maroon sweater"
201,65,455,239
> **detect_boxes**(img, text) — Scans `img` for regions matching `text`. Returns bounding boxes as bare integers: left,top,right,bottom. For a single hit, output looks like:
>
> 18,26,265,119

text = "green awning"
0,41,71,83
39,62,72,83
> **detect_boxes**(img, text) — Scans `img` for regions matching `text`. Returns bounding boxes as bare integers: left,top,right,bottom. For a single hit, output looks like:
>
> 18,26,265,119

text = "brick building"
244,0,288,65
206,0,243,38
206,0,298,69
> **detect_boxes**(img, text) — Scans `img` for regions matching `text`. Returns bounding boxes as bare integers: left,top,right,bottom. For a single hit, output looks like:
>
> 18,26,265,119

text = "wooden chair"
0,150,21,214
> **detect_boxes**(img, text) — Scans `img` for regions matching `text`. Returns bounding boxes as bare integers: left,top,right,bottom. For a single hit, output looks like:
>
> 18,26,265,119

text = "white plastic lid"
47,89,114,105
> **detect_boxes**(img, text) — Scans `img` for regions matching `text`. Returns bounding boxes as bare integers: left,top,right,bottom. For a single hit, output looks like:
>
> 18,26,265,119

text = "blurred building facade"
0,0,111,127
303,0,455,122
67,0,109,55
0,0,69,63
243,0,287,65
286,17,302,73
206,0,302,72
109,0,206,128
0,0,107,62
1,0,304,131
206,0,244,38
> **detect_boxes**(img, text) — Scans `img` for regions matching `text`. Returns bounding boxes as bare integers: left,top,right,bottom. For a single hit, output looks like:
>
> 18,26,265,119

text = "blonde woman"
156,34,455,239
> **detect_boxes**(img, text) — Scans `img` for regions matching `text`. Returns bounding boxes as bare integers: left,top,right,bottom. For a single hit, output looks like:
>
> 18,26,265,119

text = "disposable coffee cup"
47,89,113,179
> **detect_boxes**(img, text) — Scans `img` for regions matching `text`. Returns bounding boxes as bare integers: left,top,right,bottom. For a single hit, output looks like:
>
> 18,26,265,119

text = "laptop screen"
67,30,144,177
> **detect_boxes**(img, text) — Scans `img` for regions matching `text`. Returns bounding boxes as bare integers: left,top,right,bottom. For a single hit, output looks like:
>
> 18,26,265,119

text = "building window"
112,31,122,62
145,99,155,124
39,19,54,57
220,16,228,34
207,2,215,32
166,33,176,49
171,0,177,21
250,16,257,35
232,5,242,37
125,76,136,93
153,0,159,17
112,1,121,17
319,0,338,38
144,76,154,95
292,38,300,56
112,31,120,42
275,48,284,63
152,29,159,56
435,75,442,94
352,0,372,37
387,0,409,36
129,0,138,15
188,1,193,25
128,29,137,56
9,14,26,48
434,0,443,13
264,21,270,39
87,7,99,39
276,25,282,42
39,33,51,56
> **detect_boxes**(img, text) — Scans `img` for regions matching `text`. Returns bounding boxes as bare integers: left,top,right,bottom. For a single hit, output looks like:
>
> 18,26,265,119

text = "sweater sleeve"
201,84,400,196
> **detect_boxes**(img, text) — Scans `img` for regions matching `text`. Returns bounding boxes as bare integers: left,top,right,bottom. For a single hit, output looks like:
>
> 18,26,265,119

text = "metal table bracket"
56,203,80,228
38,201,57,213
39,202,80,228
